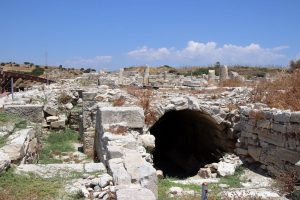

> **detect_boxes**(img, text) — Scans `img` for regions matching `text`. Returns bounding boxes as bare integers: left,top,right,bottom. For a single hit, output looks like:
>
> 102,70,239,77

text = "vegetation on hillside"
251,70,300,111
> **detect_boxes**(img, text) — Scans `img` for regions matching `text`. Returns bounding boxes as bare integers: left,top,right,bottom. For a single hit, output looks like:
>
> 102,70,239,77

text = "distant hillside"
123,64,285,78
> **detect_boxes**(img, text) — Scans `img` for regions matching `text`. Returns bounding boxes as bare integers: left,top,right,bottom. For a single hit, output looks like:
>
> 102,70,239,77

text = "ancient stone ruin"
0,67,299,199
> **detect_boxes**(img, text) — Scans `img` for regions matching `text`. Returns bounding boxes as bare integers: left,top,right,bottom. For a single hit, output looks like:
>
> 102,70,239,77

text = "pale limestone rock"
138,134,155,152
217,162,236,177
116,187,156,200
46,116,59,122
43,105,58,116
84,162,106,173
100,107,144,128
50,120,65,129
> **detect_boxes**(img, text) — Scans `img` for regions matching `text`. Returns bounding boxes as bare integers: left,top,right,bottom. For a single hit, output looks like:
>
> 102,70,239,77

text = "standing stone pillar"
163,71,167,81
220,65,229,81
119,68,124,85
208,70,216,84
143,65,150,85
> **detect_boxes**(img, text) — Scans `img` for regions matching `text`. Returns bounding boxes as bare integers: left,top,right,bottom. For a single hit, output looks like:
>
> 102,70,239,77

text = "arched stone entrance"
150,109,234,178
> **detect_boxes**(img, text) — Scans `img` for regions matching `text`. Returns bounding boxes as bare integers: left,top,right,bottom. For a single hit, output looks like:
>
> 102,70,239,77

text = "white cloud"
128,41,287,65
128,46,171,60
65,55,112,67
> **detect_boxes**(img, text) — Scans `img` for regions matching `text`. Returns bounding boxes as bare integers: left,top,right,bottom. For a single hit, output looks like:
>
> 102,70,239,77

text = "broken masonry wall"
236,105,300,179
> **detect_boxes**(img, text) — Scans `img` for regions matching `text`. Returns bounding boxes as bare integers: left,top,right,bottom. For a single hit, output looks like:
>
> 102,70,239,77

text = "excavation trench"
150,109,228,178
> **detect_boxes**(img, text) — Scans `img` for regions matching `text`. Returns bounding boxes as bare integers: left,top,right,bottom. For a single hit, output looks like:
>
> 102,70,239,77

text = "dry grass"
251,70,300,111
126,86,158,125
112,96,126,106
275,170,297,195
57,93,72,104
107,125,128,135
219,79,244,87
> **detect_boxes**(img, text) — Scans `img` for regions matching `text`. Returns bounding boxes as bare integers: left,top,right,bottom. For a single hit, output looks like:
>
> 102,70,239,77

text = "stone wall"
235,106,300,179
94,106,157,199
4,105,44,123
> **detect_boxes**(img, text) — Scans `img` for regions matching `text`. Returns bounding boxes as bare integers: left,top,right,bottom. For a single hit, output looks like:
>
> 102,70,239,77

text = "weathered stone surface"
82,92,97,101
290,111,300,123
108,158,131,185
257,131,285,147
0,152,10,173
16,163,84,178
248,145,262,161
46,116,59,122
100,107,144,128
84,162,106,173
198,168,212,178
43,105,58,116
103,132,137,150
138,134,155,152
274,111,291,123
98,173,113,188
4,104,43,123
50,120,65,129
123,149,157,197
271,123,286,133
0,128,35,162
236,148,248,156
276,147,300,164
116,187,156,200
217,162,236,176
107,145,123,159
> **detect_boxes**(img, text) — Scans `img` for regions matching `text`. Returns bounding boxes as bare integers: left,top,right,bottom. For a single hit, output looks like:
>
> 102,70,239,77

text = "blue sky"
0,0,299,70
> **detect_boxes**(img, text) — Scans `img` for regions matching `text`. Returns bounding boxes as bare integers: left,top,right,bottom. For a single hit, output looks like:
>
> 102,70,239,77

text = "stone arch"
149,102,237,178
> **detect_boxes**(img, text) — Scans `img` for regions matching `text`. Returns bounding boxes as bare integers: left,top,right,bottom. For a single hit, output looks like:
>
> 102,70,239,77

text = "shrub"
112,96,126,106
251,71,300,111
31,67,44,76
219,78,243,87
57,93,72,104
275,170,297,195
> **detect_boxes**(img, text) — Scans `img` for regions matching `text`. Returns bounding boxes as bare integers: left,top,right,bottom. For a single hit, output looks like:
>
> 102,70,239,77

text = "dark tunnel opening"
150,109,227,179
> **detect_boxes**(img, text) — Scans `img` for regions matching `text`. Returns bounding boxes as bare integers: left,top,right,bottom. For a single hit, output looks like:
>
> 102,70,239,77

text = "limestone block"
116,187,156,200
15,163,85,178
0,152,10,173
46,116,59,123
50,120,65,129
198,168,212,178
248,145,262,161
256,120,271,129
271,123,286,134
107,146,124,159
239,106,251,117
274,111,291,123
276,147,300,164
43,105,58,116
290,112,300,123
0,128,35,162
217,162,236,176
287,124,300,134
4,104,43,123
123,149,157,197
104,133,138,150
108,158,131,185
235,148,248,156
82,92,97,101
84,162,106,173
258,131,285,147
65,102,73,110
138,134,155,152
100,107,144,128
